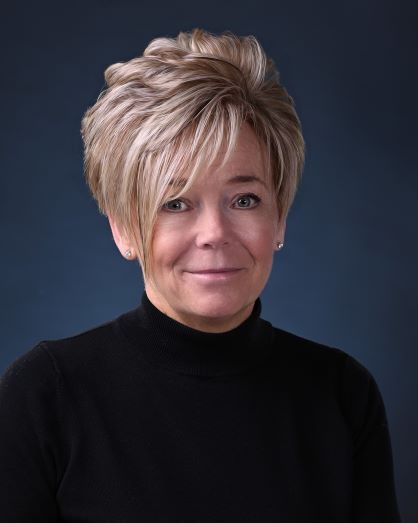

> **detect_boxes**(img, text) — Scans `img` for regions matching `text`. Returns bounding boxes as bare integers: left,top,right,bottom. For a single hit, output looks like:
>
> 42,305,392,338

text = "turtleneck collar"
118,291,274,377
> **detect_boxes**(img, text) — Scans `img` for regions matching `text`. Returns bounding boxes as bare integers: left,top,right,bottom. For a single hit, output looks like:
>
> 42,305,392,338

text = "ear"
276,217,287,244
108,215,135,260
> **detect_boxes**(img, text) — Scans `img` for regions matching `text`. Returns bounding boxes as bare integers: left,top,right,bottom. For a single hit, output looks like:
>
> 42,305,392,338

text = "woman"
0,29,401,522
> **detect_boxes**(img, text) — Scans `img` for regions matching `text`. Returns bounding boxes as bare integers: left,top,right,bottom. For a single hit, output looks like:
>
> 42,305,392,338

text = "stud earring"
125,249,132,258
276,241,284,251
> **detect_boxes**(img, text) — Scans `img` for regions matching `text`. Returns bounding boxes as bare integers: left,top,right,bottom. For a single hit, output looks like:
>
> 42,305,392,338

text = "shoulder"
0,342,56,398
269,324,388,439
1,308,135,388
268,324,351,376
0,342,64,440
269,323,375,383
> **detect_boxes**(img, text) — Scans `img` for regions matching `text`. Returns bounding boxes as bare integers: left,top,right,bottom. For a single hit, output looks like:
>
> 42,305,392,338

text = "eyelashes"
162,193,262,213
162,199,188,212
234,193,261,209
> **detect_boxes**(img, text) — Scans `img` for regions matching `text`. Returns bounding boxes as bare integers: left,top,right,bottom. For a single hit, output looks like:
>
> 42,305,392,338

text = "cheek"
151,222,191,270
238,221,276,257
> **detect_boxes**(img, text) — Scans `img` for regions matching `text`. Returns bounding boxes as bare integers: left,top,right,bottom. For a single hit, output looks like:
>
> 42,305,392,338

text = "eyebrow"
168,174,267,189
227,175,267,188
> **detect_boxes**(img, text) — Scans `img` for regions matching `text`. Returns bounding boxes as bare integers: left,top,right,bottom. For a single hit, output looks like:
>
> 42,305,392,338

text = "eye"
162,198,189,212
234,193,261,209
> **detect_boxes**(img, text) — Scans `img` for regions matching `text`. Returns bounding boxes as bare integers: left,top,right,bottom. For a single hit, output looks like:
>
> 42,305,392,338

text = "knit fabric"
0,292,401,522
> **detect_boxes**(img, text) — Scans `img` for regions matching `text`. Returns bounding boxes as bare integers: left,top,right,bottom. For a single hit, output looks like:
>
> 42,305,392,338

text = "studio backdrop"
1,1,417,521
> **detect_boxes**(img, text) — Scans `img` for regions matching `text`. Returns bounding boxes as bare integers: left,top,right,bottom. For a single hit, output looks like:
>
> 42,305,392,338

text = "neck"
144,284,254,333
117,289,272,377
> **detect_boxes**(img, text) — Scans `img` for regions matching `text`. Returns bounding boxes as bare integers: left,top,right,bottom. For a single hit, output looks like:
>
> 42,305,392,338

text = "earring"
276,241,284,251
125,249,132,258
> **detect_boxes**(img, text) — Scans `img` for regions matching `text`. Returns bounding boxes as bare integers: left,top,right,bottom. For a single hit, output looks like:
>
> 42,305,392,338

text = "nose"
194,206,232,249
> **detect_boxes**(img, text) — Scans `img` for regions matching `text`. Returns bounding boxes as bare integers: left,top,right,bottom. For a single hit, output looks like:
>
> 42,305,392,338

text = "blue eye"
162,199,188,212
234,194,261,208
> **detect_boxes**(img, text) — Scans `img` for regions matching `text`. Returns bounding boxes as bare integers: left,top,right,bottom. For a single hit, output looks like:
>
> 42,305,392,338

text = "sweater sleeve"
0,343,60,522
340,354,402,523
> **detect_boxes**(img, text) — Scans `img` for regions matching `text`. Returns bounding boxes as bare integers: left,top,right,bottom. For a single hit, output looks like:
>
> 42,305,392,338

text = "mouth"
185,268,243,282
190,268,241,274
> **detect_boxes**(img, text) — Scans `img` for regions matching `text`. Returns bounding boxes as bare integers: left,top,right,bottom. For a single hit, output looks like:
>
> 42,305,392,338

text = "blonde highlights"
81,28,305,280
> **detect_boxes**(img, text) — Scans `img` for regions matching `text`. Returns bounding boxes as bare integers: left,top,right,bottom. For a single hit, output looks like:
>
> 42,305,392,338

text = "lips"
184,268,243,283
190,268,241,274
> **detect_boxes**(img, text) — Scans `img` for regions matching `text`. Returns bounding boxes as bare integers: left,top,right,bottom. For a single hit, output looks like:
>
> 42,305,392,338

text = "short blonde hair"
81,28,305,280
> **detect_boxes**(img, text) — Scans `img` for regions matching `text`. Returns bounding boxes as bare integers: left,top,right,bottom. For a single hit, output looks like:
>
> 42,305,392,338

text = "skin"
109,122,286,333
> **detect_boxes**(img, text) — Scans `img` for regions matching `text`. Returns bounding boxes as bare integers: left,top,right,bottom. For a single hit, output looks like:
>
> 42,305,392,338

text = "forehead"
211,122,267,176
170,123,270,190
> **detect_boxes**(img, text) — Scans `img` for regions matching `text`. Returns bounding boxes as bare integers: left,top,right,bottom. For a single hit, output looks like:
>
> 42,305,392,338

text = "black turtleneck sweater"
0,293,401,522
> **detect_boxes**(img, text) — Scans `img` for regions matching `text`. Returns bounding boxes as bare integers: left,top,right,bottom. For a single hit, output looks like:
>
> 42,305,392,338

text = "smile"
186,268,243,281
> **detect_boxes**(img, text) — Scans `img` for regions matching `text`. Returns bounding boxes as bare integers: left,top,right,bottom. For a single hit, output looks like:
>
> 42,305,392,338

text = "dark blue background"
1,0,417,520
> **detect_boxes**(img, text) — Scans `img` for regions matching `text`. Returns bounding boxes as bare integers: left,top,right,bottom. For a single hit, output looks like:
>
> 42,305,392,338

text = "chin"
183,292,251,320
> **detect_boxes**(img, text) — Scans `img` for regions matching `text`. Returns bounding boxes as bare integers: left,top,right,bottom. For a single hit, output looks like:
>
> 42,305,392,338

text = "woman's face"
145,122,285,332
